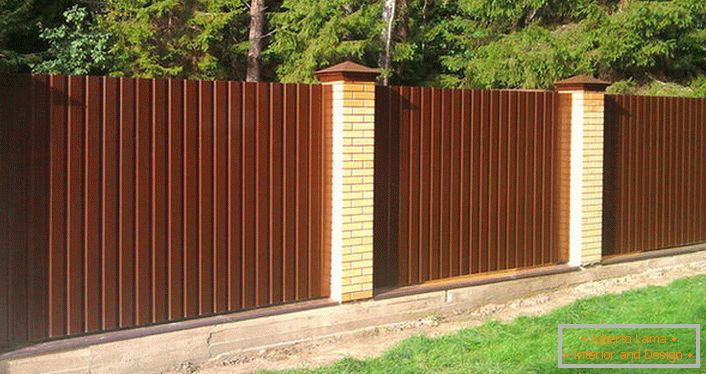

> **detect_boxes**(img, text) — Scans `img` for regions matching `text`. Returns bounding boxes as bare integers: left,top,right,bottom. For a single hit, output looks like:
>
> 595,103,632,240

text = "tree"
267,0,382,83
379,0,396,85
590,0,706,80
9,0,706,96
0,0,33,71
385,0,458,86
396,0,408,40
32,6,110,75
460,26,586,89
247,0,265,81
99,0,249,80
0,0,74,72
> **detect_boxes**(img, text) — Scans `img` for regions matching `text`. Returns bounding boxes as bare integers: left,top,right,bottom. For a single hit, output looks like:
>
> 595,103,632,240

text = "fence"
0,74,331,350
603,95,706,255
374,87,568,288
1,65,705,353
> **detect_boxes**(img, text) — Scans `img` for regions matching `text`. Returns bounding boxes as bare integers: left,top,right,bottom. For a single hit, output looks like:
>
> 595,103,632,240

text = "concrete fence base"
1,248,704,374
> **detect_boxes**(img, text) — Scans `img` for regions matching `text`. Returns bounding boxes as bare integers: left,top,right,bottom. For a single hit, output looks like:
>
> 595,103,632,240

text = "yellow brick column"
555,76,610,266
316,62,379,302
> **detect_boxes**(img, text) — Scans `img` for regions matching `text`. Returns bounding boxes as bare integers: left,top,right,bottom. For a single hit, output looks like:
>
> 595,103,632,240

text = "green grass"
267,275,706,374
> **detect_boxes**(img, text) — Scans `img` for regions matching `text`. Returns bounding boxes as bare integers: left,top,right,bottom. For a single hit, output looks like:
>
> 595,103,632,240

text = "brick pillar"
555,76,610,266
316,62,378,302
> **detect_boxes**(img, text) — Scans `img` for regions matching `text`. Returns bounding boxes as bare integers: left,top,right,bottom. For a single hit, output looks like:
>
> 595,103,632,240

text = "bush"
32,6,110,75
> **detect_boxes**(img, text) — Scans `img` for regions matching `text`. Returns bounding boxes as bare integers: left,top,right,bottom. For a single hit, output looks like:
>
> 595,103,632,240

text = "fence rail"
0,74,331,350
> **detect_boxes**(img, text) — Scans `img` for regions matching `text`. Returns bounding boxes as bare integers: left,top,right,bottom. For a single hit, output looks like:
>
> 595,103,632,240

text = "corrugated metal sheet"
603,95,706,255
0,74,331,350
0,75,50,349
374,86,567,289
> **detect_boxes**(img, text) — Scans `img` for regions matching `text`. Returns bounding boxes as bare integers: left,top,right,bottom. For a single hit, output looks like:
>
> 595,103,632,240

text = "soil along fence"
0,75,331,351
0,63,705,352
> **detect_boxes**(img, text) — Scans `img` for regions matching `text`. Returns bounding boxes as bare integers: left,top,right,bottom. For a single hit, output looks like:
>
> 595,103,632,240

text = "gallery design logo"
558,324,700,369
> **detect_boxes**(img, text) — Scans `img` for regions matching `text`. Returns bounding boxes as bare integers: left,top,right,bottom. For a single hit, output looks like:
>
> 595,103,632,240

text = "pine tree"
246,0,265,81
100,0,249,80
0,0,73,72
267,0,382,83
0,0,34,71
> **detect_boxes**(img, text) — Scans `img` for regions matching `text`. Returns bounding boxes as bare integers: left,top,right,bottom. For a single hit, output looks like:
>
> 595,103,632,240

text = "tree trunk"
380,0,397,86
247,0,265,82
421,0,428,50
397,0,409,41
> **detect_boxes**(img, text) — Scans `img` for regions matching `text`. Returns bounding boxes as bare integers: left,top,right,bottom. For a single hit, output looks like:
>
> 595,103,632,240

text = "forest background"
1,0,704,96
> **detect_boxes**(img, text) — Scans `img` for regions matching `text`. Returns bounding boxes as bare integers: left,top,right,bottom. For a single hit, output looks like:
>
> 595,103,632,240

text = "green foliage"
32,6,110,75
0,0,32,38
0,0,76,72
1,0,77,72
395,0,468,86
451,26,587,88
607,78,706,97
267,0,382,83
432,0,706,90
100,0,249,79
457,0,594,31
2,0,706,93
432,0,597,88
0,0,32,66
606,78,638,94
590,0,706,79
688,76,706,97
0,0,34,71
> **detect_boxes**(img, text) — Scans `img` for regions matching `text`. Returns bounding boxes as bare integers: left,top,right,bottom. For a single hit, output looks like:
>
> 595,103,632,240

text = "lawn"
269,275,706,374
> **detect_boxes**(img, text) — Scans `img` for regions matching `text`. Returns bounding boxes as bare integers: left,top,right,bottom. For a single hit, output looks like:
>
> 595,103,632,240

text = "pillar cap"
315,61,380,83
554,75,610,92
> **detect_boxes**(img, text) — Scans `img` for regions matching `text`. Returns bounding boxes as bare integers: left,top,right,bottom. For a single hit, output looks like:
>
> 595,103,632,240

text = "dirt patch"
171,260,706,374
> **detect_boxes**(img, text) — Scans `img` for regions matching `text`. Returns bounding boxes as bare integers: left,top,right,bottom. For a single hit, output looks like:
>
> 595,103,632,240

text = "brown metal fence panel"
0,74,330,351
0,75,50,350
603,95,706,255
374,86,567,289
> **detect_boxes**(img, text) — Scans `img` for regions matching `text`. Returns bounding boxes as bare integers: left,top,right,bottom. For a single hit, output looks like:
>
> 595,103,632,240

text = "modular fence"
0,73,704,351
603,95,706,255
0,75,331,350
374,87,568,288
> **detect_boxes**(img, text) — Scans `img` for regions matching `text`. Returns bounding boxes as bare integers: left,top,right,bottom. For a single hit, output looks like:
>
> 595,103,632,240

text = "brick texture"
558,89,605,265
556,93,572,263
327,80,376,302
580,91,605,264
